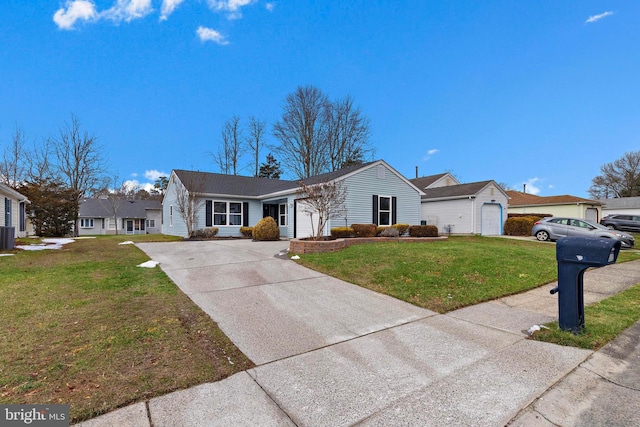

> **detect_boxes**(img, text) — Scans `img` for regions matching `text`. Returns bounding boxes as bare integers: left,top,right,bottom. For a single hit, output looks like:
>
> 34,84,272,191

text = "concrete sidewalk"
76,240,640,426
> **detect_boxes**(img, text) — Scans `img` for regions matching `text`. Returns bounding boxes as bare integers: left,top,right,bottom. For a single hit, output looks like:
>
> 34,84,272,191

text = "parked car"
600,214,640,232
532,217,635,248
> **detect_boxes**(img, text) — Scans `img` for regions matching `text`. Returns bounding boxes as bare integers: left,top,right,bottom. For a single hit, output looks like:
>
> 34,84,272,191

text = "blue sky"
1,1,638,197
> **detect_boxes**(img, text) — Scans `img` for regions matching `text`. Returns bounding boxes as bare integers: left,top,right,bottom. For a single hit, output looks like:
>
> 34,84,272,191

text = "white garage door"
481,203,501,236
585,208,598,222
295,200,329,239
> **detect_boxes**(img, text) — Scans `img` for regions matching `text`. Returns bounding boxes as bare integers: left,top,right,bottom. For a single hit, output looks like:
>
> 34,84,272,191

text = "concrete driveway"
136,239,432,365
126,239,601,426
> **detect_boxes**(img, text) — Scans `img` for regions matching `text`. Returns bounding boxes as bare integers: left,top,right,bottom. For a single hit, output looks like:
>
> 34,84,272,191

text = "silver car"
532,217,635,248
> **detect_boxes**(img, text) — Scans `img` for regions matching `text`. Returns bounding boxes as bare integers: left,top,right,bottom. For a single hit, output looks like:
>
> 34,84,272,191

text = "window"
279,203,288,226
212,201,244,226
4,198,11,227
378,196,391,226
107,218,116,229
372,195,396,226
169,205,173,227
80,219,94,228
146,219,155,228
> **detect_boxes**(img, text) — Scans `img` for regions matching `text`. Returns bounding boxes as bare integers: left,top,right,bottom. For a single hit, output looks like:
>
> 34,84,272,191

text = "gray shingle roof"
174,170,298,197
79,198,161,218
597,197,640,209
174,161,380,198
421,180,495,200
410,173,448,190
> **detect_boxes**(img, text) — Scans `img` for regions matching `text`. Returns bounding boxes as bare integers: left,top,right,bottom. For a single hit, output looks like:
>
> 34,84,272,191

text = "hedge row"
504,215,546,236
330,223,438,238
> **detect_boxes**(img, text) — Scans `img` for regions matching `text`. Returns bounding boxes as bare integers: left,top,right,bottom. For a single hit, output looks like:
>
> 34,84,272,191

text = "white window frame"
378,195,392,226
146,219,155,228
213,201,243,226
279,203,288,226
169,205,173,227
80,218,94,228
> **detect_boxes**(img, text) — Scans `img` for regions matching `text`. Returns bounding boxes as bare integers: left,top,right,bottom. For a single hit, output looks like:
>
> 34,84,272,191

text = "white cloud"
207,0,255,19
102,0,154,23
422,148,439,161
197,26,229,44
123,179,154,193
265,2,275,12
160,0,184,20
586,11,614,24
53,0,98,30
522,178,541,195
144,169,169,181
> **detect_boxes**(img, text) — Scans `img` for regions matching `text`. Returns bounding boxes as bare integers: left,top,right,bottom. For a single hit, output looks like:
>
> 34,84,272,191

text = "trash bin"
0,226,15,250
550,237,621,333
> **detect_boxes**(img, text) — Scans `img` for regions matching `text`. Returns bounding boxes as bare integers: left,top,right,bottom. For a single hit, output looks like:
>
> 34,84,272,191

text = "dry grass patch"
0,235,253,423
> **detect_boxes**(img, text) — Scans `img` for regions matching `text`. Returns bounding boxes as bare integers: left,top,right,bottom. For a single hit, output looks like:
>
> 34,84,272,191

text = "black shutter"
243,202,249,226
372,195,378,225
205,200,212,227
392,197,397,225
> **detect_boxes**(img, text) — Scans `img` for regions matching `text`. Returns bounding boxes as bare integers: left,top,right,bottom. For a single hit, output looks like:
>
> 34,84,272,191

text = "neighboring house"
0,182,29,238
410,175,508,235
506,191,602,222
162,160,425,239
78,198,162,236
596,197,640,217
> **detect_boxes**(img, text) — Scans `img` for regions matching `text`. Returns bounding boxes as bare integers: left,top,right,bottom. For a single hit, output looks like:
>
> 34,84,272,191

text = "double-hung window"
279,203,288,226
213,201,243,226
373,195,396,226
80,218,94,228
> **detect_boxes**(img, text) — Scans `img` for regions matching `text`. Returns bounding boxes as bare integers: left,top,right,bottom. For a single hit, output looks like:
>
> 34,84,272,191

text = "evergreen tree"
19,178,78,237
259,154,282,179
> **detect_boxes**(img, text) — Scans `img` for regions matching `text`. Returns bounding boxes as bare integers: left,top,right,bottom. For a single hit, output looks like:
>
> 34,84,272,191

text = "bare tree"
27,138,54,181
52,114,108,235
213,115,244,175
273,85,330,179
325,95,372,170
247,116,266,176
589,151,640,198
174,172,206,238
296,180,348,240
0,125,28,187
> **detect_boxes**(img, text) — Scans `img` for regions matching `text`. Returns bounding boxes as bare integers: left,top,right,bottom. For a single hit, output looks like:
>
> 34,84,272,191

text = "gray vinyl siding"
195,198,261,237
341,164,422,227
421,199,474,234
162,177,188,237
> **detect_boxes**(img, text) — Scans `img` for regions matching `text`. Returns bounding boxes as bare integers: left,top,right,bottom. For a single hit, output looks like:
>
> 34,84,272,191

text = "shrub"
190,227,219,239
504,217,536,236
379,227,400,238
408,225,439,237
239,227,253,238
331,227,354,238
253,217,280,241
391,223,410,236
376,226,388,236
351,223,378,237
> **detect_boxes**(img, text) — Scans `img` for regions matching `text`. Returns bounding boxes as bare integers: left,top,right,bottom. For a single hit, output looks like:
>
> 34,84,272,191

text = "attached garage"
481,203,502,236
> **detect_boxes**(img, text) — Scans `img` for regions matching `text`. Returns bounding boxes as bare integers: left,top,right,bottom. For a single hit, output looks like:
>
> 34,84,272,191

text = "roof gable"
421,180,501,200
410,172,459,190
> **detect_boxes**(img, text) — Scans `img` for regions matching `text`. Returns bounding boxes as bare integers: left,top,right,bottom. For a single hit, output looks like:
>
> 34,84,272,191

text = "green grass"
532,282,640,350
294,236,640,313
0,235,253,423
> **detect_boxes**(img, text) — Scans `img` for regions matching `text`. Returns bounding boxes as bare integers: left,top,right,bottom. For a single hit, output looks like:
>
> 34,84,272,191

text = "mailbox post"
550,237,621,333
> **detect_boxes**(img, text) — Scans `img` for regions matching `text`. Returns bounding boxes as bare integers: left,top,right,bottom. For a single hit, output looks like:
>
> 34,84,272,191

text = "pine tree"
259,154,282,179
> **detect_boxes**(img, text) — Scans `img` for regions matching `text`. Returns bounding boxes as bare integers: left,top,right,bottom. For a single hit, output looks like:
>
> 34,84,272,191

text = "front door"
126,220,134,234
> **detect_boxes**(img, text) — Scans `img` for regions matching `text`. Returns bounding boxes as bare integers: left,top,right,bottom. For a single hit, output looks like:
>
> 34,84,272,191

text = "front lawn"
0,235,253,423
294,236,640,313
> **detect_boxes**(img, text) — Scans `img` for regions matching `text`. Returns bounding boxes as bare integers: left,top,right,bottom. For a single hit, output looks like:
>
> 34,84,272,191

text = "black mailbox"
550,237,621,333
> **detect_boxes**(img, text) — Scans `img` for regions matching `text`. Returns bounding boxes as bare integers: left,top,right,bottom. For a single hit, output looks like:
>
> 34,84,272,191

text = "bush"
351,224,378,237
408,225,439,237
504,217,536,236
239,227,253,238
190,227,219,239
331,227,354,238
391,223,410,236
253,217,280,241
379,227,400,237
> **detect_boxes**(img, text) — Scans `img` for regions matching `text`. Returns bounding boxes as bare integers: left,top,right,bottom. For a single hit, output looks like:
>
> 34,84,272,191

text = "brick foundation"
289,236,448,254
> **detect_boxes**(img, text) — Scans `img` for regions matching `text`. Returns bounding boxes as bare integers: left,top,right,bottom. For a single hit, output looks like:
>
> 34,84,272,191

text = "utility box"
550,237,621,333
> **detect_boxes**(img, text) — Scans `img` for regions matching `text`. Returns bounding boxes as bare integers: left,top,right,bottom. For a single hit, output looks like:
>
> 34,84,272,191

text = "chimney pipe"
415,166,418,179
523,184,526,193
